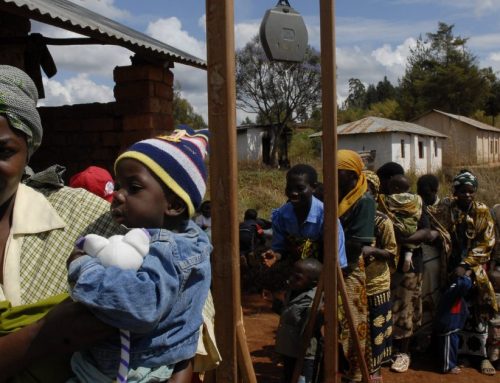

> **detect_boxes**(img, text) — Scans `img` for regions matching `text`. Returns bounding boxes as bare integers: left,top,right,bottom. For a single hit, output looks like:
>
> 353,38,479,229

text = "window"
400,139,405,158
434,139,438,157
496,140,498,154
418,141,424,159
491,141,494,154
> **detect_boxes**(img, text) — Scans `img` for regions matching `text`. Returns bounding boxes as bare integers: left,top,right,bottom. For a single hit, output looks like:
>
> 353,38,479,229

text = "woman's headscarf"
452,169,478,191
363,169,380,198
338,149,367,216
0,65,42,157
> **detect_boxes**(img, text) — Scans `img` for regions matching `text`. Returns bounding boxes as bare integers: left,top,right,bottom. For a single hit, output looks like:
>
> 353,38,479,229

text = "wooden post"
319,1,339,382
205,1,239,382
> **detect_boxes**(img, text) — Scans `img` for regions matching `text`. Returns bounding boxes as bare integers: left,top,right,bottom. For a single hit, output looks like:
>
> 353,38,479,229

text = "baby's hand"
66,247,86,269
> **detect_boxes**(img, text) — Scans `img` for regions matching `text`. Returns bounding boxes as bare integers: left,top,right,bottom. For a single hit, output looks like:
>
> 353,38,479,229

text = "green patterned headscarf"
0,65,42,157
453,169,478,191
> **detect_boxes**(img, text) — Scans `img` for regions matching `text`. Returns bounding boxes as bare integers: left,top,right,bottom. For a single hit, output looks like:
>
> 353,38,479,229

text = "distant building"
412,110,500,167
236,124,273,164
309,116,447,174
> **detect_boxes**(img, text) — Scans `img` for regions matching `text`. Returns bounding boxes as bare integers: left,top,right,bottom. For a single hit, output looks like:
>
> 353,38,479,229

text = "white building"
236,124,274,164
310,116,447,174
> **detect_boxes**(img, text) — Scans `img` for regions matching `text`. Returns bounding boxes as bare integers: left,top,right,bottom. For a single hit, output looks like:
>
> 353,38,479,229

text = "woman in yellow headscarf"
337,150,376,383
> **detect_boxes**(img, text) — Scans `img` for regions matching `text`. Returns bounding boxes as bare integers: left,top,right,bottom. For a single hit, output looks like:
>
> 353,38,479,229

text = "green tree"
236,36,321,166
173,83,207,130
241,116,254,125
484,75,500,125
343,78,366,109
376,76,396,103
399,22,492,119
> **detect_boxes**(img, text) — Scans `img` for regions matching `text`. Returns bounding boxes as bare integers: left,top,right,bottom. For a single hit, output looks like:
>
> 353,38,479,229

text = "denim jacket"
68,220,212,374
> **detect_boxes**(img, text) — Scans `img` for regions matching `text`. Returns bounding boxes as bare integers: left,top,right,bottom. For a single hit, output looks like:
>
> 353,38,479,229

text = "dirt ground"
242,293,498,383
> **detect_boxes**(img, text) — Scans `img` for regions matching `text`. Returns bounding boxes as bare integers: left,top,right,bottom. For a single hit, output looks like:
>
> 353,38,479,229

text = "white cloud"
392,0,500,16
198,14,206,30
68,0,130,20
39,74,114,106
372,38,417,69
146,17,206,59
469,33,500,51
304,16,433,49
234,22,259,49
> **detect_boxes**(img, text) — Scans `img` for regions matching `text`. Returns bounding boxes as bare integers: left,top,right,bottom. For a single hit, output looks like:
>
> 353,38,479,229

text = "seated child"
434,271,473,374
67,128,212,382
274,258,323,383
379,174,422,272
239,208,266,259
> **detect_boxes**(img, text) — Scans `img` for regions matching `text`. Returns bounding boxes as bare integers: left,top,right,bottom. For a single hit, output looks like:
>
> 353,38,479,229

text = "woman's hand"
0,299,115,379
30,299,116,356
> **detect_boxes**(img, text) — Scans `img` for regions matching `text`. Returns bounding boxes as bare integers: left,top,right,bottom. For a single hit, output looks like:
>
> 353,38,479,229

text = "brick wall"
31,63,175,181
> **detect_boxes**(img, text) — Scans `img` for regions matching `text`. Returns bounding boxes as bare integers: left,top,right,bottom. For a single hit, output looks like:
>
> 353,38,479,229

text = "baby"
67,128,212,382
379,174,422,272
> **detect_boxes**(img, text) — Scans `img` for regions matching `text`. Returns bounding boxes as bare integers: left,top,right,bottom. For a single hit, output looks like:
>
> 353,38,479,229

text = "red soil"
242,293,497,383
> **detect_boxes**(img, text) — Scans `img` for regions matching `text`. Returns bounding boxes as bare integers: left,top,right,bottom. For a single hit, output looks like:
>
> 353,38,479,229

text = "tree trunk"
269,123,283,167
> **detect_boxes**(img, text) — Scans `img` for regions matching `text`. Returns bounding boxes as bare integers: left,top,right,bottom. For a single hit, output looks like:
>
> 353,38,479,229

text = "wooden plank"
319,1,339,382
205,1,240,382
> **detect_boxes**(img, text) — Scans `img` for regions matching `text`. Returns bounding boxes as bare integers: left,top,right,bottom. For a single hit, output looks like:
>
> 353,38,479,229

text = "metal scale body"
259,0,308,63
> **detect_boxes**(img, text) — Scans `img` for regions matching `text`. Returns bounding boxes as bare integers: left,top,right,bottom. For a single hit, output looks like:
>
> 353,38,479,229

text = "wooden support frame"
205,1,368,382
205,1,256,382
319,1,340,381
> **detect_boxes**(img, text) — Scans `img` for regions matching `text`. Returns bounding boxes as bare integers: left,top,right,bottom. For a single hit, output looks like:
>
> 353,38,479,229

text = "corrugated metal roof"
309,116,447,138
431,109,500,133
0,0,206,69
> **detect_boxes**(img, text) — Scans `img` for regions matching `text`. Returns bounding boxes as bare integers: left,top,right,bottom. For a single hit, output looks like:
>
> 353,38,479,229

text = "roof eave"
0,2,207,70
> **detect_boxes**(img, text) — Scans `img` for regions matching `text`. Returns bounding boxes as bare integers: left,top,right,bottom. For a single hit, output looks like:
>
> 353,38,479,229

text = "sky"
33,0,500,123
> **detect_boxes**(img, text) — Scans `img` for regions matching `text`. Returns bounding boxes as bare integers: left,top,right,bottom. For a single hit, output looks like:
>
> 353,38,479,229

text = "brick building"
0,0,206,178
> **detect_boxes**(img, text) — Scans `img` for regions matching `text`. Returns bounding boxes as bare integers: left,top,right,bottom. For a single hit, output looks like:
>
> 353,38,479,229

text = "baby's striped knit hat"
115,127,209,217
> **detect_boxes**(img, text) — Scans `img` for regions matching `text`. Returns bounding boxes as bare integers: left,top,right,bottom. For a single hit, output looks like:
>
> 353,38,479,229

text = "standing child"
262,164,347,292
67,128,212,382
434,272,473,374
274,258,323,383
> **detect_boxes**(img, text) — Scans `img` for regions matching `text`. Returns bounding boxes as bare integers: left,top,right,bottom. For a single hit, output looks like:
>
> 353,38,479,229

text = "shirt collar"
304,196,323,224
11,184,66,235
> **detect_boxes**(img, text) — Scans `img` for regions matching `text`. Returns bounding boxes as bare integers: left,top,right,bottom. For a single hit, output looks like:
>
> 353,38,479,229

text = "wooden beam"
319,1,339,382
205,1,240,382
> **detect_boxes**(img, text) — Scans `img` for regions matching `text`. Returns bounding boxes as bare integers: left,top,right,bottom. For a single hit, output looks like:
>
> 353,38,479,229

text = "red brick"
159,99,172,114
114,81,156,100
52,119,82,132
163,69,174,87
153,114,174,135
80,118,115,132
114,64,164,83
154,82,171,99
122,114,161,131
114,98,163,115
119,130,155,148
102,132,121,147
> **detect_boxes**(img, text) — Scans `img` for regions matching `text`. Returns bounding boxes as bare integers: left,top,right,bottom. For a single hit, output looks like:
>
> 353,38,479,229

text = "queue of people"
249,152,498,382
0,64,498,383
